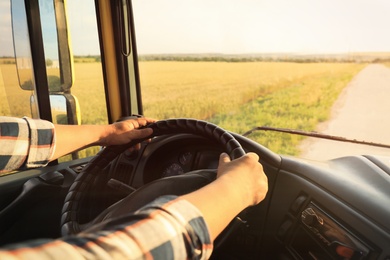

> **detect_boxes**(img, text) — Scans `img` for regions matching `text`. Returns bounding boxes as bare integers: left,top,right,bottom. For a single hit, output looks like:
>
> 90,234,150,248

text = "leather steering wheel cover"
61,118,245,235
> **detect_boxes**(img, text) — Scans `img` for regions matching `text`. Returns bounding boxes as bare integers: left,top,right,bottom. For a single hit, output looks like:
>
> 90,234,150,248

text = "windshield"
132,0,390,160
1,0,390,162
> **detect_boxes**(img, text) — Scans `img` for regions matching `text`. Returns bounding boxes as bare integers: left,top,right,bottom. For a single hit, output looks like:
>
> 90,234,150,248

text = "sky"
1,0,390,56
131,0,390,54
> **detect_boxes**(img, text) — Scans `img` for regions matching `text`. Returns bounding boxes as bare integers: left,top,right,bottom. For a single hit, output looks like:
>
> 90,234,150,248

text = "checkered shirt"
0,196,213,259
0,117,55,174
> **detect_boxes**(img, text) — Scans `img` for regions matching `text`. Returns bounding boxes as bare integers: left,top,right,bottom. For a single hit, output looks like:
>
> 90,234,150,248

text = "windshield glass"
133,0,390,160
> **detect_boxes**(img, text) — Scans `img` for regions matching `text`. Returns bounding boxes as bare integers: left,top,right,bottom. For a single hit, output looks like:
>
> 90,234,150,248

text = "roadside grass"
209,69,363,155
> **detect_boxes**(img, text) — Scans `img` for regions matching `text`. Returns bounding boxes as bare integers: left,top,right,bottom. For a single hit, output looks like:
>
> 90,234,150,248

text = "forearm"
182,153,268,241
181,173,249,241
51,118,154,160
52,124,107,160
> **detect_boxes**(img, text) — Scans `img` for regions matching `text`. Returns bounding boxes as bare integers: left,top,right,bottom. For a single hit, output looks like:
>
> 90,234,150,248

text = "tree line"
138,54,390,63
3,54,390,64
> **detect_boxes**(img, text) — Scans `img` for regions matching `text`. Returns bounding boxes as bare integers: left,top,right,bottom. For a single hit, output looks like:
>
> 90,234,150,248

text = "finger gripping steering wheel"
61,119,245,236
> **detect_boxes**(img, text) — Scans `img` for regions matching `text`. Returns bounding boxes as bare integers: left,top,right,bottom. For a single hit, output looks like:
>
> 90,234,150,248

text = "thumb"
219,152,231,165
246,152,259,161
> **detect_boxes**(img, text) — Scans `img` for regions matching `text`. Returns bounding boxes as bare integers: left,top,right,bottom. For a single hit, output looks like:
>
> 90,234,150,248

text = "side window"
0,0,107,160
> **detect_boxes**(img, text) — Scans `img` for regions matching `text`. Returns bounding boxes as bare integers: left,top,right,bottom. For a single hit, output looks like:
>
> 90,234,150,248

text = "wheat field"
0,60,364,155
139,62,363,120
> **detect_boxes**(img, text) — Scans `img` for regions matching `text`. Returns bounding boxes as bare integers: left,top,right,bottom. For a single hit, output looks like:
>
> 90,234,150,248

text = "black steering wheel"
61,119,246,243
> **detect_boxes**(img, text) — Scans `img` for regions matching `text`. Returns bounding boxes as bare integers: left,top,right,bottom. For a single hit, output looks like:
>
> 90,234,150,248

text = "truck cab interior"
0,0,389,259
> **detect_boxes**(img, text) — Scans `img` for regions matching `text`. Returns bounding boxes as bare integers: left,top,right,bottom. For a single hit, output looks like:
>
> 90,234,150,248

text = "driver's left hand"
100,117,157,148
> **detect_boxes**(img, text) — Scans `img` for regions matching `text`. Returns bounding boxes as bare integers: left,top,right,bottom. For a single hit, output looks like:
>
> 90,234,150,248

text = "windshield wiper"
243,126,390,149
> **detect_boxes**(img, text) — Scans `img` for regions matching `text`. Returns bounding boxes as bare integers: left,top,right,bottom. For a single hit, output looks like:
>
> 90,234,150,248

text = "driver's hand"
216,152,268,206
100,117,156,147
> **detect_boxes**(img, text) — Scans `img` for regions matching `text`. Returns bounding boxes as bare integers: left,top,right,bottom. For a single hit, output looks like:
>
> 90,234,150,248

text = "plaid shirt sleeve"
0,117,55,173
0,196,213,260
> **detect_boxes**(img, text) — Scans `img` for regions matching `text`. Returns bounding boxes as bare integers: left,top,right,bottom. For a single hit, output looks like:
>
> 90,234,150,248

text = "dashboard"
121,133,390,259
257,154,390,260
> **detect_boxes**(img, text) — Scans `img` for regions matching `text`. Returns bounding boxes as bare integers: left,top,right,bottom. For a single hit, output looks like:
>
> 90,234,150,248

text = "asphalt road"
299,64,390,160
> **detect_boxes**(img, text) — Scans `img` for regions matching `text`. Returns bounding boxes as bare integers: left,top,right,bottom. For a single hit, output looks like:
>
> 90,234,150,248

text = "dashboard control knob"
301,207,323,229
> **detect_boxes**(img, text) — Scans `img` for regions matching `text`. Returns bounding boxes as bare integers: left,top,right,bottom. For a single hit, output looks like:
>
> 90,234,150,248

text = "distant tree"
48,75,61,92
21,80,34,90
46,59,53,67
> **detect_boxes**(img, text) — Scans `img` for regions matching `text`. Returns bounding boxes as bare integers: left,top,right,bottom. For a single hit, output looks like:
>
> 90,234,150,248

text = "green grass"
209,70,362,155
